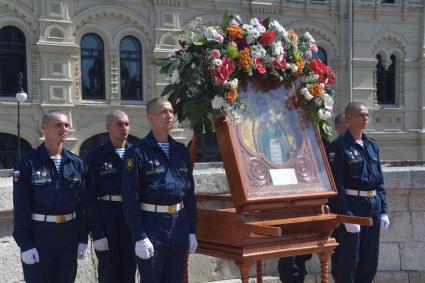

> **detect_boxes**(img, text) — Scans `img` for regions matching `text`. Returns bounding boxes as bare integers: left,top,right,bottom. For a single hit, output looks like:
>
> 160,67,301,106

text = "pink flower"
229,19,240,26
228,41,237,48
305,50,313,59
214,33,224,43
311,43,318,53
210,49,221,59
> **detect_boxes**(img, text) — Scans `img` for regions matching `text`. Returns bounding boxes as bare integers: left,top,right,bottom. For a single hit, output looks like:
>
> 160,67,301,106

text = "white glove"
344,223,361,233
188,234,198,254
381,214,390,230
93,237,109,251
21,248,40,265
77,243,88,259
135,238,154,259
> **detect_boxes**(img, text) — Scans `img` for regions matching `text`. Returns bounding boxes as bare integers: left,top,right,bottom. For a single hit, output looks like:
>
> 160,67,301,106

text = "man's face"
42,114,70,144
148,101,174,133
107,115,130,143
336,116,349,135
347,106,368,131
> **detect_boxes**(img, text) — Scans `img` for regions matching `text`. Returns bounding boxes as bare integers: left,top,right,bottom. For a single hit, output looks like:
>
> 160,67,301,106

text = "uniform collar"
344,130,371,147
37,143,71,162
145,131,178,149
102,139,132,154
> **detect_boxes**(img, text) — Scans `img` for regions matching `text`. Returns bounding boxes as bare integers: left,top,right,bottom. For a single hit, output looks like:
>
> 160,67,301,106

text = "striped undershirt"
50,156,61,174
115,148,126,159
158,142,170,159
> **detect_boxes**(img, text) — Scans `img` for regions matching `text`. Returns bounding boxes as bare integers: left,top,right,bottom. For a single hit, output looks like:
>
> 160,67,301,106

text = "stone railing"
0,164,424,283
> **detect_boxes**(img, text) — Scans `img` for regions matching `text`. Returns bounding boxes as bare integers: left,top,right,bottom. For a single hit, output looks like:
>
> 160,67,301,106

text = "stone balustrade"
0,164,424,283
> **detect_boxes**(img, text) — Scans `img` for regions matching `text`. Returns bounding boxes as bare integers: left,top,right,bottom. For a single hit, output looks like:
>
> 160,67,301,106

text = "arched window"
312,46,327,65
0,26,27,97
120,36,142,100
79,133,140,161
81,33,105,99
376,54,396,105
0,133,32,169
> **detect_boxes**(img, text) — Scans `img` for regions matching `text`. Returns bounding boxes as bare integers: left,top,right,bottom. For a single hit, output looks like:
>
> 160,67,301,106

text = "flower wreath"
154,12,336,139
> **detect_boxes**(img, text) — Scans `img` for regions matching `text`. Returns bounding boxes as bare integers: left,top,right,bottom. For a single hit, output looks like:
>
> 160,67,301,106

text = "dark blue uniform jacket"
327,131,388,215
13,144,87,252
121,132,196,244
85,140,132,240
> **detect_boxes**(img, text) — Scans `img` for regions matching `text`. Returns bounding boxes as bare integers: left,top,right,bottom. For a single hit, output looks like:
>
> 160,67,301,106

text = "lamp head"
16,90,27,103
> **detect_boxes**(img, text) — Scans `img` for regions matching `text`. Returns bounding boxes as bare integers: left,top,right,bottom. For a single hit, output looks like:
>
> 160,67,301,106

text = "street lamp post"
16,72,27,160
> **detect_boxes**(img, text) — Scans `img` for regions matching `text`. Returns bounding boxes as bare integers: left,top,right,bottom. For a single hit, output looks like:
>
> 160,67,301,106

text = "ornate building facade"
0,0,424,167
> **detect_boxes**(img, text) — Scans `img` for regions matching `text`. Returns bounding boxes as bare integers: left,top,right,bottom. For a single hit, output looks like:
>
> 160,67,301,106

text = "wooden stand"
184,85,371,282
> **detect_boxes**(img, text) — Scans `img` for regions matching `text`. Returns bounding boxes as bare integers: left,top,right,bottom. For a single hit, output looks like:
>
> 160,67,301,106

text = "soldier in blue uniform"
122,98,197,283
13,110,88,283
85,110,136,283
327,102,390,283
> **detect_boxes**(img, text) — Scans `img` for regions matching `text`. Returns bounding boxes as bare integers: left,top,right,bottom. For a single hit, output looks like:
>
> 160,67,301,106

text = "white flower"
269,20,288,38
300,88,314,101
321,93,334,110
290,64,298,73
318,109,332,120
303,31,315,43
211,96,226,110
271,41,285,60
228,78,238,89
170,70,180,83
250,44,267,58
203,27,218,41
212,59,222,66
243,18,266,44
314,97,323,106
191,63,196,69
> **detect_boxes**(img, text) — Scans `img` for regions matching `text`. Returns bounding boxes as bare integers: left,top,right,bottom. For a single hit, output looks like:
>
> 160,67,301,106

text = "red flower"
214,66,229,84
273,58,287,70
255,58,266,74
310,59,336,86
222,58,235,75
259,31,276,47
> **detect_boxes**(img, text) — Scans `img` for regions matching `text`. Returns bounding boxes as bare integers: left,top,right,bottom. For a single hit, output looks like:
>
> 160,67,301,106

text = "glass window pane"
81,33,105,99
120,36,142,100
312,47,327,65
120,37,140,52
0,26,26,97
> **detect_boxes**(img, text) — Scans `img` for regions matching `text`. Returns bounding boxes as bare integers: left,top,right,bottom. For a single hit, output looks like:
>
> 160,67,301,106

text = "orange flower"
236,48,254,74
292,58,305,76
308,83,324,97
224,88,238,102
288,29,298,44
225,25,244,41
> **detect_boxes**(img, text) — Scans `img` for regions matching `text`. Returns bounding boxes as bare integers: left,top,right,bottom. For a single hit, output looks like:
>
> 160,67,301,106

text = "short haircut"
42,110,68,124
345,102,367,116
146,97,170,115
106,110,128,124
334,113,346,127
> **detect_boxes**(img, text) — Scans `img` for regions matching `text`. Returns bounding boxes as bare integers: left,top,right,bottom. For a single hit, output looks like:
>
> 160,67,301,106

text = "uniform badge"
13,170,20,182
126,158,134,170
36,171,41,176
353,150,359,156
154,160,160,167
41,170,47,177
329,152,335,162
